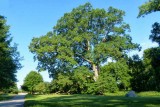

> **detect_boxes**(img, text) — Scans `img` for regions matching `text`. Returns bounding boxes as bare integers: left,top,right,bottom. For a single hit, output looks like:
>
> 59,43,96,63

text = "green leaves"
143,47,160,91
150,22,160,46
0,15,22,90
29,3,139,82
101,60,131,90
22,71,43,94
50,66,93,94
138,0,160,17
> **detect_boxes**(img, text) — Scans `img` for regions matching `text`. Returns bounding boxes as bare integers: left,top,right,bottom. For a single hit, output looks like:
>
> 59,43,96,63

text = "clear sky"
0,0,160,89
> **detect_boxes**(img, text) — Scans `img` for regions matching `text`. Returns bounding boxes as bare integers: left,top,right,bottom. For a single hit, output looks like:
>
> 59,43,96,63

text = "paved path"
0,93,26,107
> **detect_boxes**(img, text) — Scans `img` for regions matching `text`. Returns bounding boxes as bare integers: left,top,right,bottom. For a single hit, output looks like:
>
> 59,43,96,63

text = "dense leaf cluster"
22,71,43,94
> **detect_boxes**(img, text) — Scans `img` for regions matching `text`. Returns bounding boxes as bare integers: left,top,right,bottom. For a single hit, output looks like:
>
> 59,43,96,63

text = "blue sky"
0,0,160,88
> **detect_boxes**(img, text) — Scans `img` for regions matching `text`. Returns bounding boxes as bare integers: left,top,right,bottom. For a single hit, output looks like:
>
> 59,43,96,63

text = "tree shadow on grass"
25,94,43,99
25,94,160,107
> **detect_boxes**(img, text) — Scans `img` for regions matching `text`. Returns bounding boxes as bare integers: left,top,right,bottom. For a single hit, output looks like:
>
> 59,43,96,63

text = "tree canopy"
0,15,22,90
22,71,43,94
138,0,160,17
29,3,140,81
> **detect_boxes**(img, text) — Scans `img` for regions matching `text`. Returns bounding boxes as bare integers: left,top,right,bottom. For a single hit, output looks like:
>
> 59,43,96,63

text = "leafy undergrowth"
25,92,160,107
0,94,15,101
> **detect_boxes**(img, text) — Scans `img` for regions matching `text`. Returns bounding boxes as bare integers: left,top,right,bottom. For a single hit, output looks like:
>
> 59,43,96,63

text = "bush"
87,74,118,95
71,66,94,94
2,83,18,94
50,73,73,93
22,71,43,94
35,82,51,94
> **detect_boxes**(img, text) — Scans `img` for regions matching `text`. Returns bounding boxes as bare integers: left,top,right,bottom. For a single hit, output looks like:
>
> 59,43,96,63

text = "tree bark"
92,64,99,81
87,40,90,50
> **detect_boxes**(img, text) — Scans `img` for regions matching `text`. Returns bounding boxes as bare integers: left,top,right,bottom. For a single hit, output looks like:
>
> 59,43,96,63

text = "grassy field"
0,94,15,101
24,92,160,107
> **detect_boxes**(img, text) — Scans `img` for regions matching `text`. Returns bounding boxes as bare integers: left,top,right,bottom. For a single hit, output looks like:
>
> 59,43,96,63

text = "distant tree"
35,82,51,94
35,82,45,94
149,22,160,46
0,15,22,90
22,71,43,94
100,59,131,92
128,55,146,92
143,47,160,91
138,0,160,18
29,3,139,81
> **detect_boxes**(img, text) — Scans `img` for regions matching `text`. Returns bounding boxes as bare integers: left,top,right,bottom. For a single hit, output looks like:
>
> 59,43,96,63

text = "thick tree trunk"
92,64,99,81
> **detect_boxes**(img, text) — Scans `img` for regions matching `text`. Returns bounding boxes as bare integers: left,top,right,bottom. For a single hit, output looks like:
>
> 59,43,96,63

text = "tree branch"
75,52,93,64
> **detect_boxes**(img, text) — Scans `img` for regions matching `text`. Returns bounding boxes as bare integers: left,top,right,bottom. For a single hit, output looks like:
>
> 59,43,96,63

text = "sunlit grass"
24,92,160,107
137,91,160,97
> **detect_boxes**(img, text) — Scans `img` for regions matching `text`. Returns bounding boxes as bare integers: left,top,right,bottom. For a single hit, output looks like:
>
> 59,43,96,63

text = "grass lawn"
0,94,15,101
24,92,160,107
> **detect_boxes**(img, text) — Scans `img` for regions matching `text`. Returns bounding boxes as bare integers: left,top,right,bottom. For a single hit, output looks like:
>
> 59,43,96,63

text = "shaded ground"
0,94,15,101
0,93,26,107
25,94,160,107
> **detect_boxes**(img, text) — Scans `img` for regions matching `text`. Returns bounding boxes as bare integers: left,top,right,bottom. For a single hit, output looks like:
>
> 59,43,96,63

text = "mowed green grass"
0,94,15,101
25,92,160,107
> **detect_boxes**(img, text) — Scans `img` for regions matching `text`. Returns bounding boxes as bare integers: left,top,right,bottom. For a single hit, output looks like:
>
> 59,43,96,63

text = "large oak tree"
29,3,139,81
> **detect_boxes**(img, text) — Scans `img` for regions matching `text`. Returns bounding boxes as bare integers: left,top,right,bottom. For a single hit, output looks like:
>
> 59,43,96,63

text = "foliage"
88,74,118,95
128,55,146,92
89,59,131,95
137,0,160,92
150,22,160,46
50,73,73,93
102,60,131,90
50,67,93,94
143,47,160,91
22,71,43,94
24,93,160,107
35,82,51,94
50,64,130,95
138,0,160,17
138,0,160,46
2,83,18,94
0,15,22,90
29,3,139,81
71,66,93,94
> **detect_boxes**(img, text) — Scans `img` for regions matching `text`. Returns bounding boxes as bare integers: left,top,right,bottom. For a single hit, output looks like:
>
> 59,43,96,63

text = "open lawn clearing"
25,93,160,107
